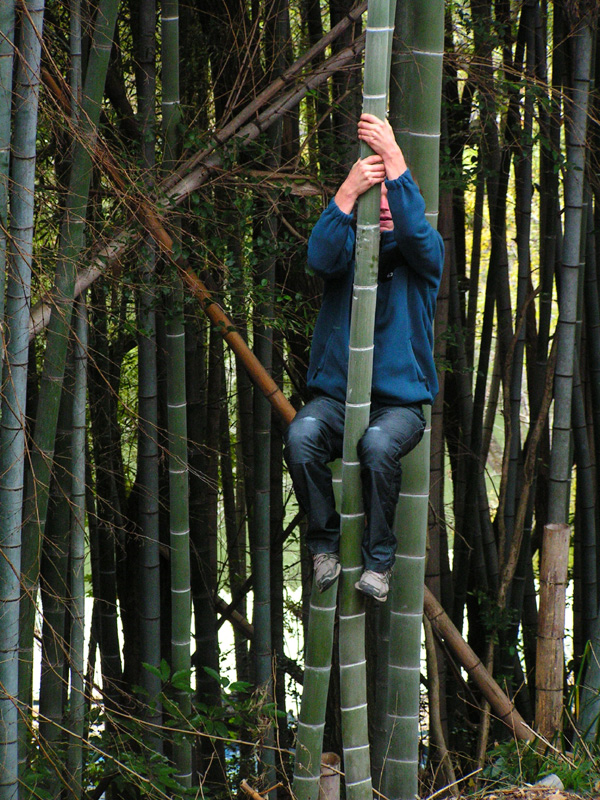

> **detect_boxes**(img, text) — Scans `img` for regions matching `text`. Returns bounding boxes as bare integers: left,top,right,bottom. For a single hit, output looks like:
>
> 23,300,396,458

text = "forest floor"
462,789,594,799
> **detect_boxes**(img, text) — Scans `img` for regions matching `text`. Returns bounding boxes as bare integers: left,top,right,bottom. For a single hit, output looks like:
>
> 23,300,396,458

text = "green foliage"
66,661,283,799
86,711,198,800
482,739,600,795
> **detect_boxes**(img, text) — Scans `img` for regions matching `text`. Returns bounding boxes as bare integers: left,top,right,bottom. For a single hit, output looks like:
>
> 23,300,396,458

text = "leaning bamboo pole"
381,1,444,798
35,62,299,426
423,587,532,741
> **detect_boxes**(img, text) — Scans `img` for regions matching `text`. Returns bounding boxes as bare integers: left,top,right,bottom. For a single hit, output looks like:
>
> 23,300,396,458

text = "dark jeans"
283,395,425,572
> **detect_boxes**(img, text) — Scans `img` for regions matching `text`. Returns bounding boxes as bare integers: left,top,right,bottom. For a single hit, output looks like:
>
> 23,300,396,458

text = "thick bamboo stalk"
161,0,191,782
188,325,222,781
0,1,44,793
382,1,443,798
252,216,276,789
547,14,594,523
0,0,15,332
572,360,598,636
292,582,338,800
87,291,125,711
67,297,87,800
39,345,74,794
293,120,394,784
535,524,570,743
136,0,162,751
18,0,120,746
338,5,394,800
503,4,535,572
583,185,600,556
166,292,193,786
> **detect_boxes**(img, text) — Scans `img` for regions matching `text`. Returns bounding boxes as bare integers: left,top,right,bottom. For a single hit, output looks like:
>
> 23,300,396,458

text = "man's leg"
357,404,425,575
283,395,345,555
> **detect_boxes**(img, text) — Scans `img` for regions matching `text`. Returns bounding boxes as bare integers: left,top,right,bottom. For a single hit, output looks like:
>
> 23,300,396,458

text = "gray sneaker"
355,569,392,602
312,553,341,592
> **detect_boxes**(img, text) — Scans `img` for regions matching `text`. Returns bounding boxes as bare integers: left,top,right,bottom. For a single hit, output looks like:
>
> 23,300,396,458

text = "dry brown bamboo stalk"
535,523,570,744
181,267,295,425
38,72,297,425
423,586,533,741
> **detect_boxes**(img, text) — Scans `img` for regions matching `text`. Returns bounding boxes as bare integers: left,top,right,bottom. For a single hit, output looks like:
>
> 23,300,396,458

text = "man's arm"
359,113,443,286
386,173,444,287
308,154,386,277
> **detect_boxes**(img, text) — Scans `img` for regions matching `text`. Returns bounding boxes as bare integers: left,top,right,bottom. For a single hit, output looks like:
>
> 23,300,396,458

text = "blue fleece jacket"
306,170,444,406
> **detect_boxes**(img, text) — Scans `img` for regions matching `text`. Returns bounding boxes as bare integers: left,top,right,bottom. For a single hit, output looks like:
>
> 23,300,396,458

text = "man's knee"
357,426,397,472
284,414,329,464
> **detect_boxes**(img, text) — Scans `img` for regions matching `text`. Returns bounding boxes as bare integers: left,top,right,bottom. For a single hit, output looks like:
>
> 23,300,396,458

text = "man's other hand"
357,113,408,180
334,154,386,213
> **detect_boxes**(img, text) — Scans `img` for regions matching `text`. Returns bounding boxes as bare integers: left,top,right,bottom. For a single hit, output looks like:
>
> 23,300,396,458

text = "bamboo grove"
1,0,600,798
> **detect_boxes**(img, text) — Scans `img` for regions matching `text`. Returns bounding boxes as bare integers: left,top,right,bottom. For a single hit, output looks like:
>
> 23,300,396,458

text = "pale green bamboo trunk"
165,300,193,788
338,4,394,800
67,297,87,800
291,579,338,800
0,2,45,793
162,0,192,784
65,20,85,797
136,0,162,747
0,0,15,330
293,5,393,798
547,13,594,524
381,2,443,798
18,0,119,762
39,345,74,796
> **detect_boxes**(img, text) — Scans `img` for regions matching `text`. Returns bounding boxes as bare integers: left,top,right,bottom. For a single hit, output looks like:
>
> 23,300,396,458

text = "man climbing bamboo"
284,113,444,602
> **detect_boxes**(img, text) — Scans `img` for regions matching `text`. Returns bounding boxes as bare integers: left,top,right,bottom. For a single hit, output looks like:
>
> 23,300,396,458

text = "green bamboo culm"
38,338,74,797
292,5,395,799
136,0,162,754
18,0,119,764
67,297,87,800
338,3,395,800
547,11,594,525
162,0,192,785
0,2,44,795
380,2,444,798
0,0,15,330
291,578,338,800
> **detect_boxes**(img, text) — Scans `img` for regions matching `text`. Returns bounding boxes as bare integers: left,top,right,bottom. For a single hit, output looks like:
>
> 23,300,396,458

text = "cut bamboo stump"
535,522,570,744
318,752,341,800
